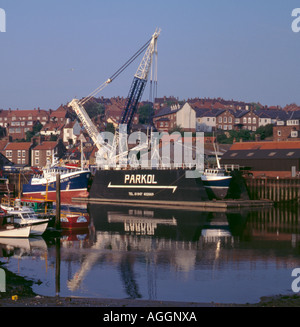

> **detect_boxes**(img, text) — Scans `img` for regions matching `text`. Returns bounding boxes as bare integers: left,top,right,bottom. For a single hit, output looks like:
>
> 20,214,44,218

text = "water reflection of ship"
3,206,300,300
64,205,248,298
0,237,47,258
107,209,177,236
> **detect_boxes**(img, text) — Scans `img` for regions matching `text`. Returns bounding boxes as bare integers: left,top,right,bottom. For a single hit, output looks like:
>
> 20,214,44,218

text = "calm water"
1,203,300,304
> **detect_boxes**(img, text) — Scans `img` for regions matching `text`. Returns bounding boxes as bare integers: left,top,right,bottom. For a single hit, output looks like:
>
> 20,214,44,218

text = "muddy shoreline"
1,264,299,307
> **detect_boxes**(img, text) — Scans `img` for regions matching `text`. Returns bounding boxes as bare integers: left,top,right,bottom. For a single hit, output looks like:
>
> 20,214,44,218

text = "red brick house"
234,110,259,131
2,142,33,166
216,109,235,131
31,140,66,168
0,108,49,140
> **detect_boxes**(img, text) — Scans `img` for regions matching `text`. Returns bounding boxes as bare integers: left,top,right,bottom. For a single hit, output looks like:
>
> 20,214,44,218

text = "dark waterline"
1,204,300,304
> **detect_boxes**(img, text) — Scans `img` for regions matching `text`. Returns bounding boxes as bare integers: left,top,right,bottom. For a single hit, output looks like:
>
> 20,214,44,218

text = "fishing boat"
22,162,91,203
200,141,232,200
60,212,90,230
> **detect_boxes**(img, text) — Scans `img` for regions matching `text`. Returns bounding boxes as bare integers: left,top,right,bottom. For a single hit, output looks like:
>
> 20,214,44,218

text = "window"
228,125,232,130
268,152,276,157
27,121,33,126
291,131,298,138
218,117,222,123
287,152,295,156
230,153,238,157
277,130,281,136
228,117,232,123
46,150,51,157
223,125,227,130
18,150,21,157
35,158,39,165
22,159,25,164
235,118,240,124
243,117,247,124
35,150,39,157
247,153,254,157
6,150,12,157
248,117,251,124
22,150,26,157
253,117,256,124
223,117,227,123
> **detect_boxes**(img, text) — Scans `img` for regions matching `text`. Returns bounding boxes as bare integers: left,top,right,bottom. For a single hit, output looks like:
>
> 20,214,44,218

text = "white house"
63,120,81,145
176,103,196,131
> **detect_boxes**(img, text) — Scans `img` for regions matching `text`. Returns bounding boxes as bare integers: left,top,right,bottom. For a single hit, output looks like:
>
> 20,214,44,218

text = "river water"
1,203,300,304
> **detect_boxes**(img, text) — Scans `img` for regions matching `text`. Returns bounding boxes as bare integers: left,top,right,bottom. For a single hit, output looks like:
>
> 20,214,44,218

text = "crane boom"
68,29,160,165
68,98,102,152
120,29,160,131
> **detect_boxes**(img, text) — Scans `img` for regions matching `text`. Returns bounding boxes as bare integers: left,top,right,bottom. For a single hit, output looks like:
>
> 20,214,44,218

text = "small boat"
0,215,31,238
201,141,232,199
1,200,49,236
1,197,54,216
0,225,31,238
60,212,90,230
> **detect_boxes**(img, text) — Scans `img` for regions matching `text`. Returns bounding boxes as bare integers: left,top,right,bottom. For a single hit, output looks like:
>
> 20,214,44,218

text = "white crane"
68,29,160,167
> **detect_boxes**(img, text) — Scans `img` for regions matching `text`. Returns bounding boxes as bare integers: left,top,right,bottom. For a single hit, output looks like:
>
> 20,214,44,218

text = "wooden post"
55,174,61,230
55,237,61,297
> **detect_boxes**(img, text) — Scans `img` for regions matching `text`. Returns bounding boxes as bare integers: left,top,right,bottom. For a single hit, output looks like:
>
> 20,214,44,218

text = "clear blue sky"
0,0,300,110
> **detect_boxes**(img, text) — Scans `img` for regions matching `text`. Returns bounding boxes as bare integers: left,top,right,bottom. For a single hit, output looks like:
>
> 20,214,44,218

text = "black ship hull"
89,169,209,202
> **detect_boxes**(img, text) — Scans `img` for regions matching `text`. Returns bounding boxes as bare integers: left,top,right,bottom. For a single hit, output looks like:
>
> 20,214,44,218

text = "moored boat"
200,139,232,200
1,200,49,236
201,168,232,200
22,163,91,203
60,212,90,230
0,215,31,238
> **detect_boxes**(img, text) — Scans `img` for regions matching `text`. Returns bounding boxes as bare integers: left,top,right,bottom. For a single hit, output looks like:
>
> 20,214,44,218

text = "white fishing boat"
1,200,49,236
201,141,232,199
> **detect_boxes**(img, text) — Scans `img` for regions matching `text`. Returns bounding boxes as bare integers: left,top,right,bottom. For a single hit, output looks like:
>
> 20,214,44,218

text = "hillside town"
0,96,300,178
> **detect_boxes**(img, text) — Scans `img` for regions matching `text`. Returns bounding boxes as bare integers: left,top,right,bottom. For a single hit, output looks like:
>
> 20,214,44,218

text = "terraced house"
1,142,33,166
0,108,49,140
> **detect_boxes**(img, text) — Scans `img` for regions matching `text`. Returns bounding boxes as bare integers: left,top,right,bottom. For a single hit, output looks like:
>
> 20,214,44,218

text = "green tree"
105,122,115,134
25,121,43,142
85,102,105,119
255,124,273,140
138,104,154,124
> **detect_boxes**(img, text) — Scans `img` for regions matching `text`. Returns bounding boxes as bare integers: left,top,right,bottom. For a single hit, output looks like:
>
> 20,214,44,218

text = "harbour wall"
244,177,300,204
